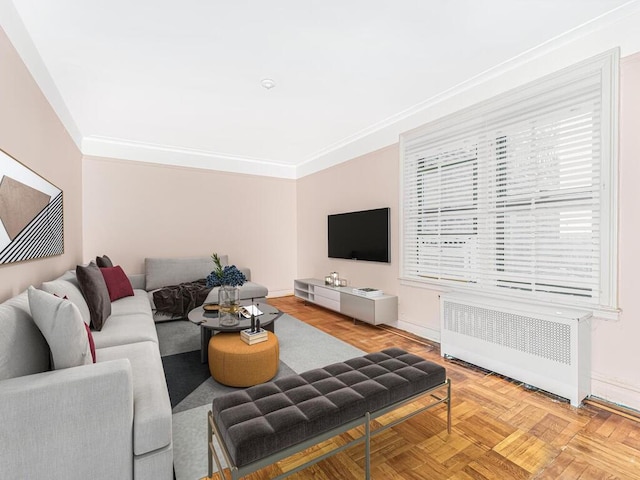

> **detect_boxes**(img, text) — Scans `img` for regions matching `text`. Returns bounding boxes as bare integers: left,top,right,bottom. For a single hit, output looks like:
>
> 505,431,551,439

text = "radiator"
440,293,591,406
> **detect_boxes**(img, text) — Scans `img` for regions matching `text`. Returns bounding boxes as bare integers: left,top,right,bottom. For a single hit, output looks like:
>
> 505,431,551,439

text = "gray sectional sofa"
142,255,268,322
0,254,268,480
0,270,173,480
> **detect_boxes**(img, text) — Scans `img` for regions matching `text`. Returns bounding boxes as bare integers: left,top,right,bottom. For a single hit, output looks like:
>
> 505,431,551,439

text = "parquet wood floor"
204,296,640,480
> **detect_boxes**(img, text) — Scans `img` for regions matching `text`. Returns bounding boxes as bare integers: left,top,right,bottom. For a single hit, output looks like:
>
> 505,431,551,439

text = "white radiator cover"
440,293,592,407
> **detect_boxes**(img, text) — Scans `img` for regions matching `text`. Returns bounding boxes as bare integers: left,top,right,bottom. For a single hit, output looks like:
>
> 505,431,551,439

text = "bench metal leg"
209,410,231,480
447,380,451,434
365,411,371,479
207,411,214,478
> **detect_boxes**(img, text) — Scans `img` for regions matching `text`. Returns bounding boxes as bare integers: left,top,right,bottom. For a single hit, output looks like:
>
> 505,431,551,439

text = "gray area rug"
156,314,365,480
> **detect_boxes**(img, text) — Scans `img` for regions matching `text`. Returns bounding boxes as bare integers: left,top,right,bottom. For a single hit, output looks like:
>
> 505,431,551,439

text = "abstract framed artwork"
0,148,63,264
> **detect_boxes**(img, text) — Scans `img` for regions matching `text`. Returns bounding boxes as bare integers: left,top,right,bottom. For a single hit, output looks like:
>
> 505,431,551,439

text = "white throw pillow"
27,286,92,370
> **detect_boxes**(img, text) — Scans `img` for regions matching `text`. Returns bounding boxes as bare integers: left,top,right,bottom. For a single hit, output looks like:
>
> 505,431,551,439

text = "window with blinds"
400,51,618,309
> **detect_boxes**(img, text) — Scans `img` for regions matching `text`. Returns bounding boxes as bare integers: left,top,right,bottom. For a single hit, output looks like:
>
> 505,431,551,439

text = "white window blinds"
401,51,618,308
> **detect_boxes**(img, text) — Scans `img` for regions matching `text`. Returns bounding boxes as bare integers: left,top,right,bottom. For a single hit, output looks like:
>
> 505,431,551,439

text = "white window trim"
399,49,619,317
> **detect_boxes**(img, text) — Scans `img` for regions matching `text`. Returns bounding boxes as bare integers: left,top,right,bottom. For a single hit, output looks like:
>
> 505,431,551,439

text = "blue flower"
207,252,247,287
206,265,246,287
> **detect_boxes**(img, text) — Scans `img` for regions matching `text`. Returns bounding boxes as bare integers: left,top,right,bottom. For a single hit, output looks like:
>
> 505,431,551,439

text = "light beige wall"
297,145,399,292
297,53,640,409
0,27,83,301
82,156,296,296
296,143,441,339
590,51,640,409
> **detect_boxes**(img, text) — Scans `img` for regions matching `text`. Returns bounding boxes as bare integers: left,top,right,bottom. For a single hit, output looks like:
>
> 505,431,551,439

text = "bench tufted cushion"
211,347,446,467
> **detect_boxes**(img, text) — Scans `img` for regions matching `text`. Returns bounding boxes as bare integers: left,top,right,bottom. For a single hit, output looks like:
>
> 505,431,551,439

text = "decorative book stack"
352,287,383,298
241,328,268,345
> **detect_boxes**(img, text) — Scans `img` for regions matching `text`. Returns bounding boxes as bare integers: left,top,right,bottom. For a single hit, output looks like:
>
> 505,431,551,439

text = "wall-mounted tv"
328,207,390,263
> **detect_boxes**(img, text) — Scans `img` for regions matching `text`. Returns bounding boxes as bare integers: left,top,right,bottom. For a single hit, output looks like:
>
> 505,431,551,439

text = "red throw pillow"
84,322,96,363
100,266,134,302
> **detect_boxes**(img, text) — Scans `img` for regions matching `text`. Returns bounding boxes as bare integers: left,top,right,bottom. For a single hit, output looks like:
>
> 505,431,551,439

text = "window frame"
399,49,619,315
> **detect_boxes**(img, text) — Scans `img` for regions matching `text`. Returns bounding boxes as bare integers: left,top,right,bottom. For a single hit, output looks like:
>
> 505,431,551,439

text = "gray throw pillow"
76,262,112,330
96,255,113,268
27,286,92,369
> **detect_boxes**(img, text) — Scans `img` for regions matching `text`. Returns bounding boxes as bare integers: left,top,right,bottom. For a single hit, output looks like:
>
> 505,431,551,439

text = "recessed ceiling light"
261,78,276,90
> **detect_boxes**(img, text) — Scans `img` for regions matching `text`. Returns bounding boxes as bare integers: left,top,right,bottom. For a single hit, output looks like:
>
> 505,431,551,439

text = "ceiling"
2,0,636,178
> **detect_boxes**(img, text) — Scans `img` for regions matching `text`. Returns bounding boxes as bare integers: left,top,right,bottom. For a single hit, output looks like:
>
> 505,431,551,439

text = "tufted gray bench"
207,347,450,479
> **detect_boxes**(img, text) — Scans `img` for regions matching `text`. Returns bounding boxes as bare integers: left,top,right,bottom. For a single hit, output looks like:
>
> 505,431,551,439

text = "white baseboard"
394,320,440,343
591,372,640,411
267,289,293,298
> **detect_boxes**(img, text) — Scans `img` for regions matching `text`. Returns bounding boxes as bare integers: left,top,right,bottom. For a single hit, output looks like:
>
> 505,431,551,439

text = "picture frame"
0,148,63,264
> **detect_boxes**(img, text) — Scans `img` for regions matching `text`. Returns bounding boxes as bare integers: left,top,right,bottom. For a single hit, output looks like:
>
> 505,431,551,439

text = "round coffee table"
188,300,281,363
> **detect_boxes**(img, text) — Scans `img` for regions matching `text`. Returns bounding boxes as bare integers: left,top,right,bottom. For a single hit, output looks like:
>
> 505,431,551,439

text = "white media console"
294,278,398,326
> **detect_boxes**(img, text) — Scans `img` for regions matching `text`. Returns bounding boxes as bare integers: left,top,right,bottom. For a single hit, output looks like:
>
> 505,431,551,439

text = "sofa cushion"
27,287,92,370
111,289,154,317
100,266,134,301
41,271,92,326
145,255,226,291
96,341,172,456
96,254,113,268
76,262,112,331
0,291,50,380
92,312,159,349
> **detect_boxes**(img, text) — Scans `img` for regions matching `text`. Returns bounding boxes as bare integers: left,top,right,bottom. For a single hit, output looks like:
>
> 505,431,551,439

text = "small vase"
219,285,240,326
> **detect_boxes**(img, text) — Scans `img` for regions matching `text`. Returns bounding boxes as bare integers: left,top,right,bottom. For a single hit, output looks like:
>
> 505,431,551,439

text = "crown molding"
295,0,640,178
0,0,83,149
81,136,297,179
4,0,640,180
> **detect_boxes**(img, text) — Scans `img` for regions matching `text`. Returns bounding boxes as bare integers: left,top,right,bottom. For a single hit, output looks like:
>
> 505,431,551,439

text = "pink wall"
297,143,400,297
296,53,640,409
82,156,297,296
590,51,640,409
0,27,83,301
296,143,443,340
3,16,639,409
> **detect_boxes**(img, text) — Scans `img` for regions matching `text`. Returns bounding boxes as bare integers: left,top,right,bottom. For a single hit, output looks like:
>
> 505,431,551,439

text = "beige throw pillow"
27,286,92,370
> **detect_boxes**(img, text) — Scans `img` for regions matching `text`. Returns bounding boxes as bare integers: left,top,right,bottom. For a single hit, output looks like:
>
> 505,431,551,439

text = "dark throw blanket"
153,279,212,317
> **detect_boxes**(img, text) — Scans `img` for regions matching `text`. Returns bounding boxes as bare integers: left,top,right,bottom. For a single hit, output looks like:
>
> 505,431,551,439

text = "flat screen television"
328,207,390,263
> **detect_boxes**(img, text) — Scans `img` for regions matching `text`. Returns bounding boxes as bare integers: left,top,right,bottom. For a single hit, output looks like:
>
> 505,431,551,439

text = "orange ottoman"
208,332,279,387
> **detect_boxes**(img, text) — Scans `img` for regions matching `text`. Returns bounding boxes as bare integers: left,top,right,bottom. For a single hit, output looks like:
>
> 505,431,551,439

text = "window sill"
399,277,621,322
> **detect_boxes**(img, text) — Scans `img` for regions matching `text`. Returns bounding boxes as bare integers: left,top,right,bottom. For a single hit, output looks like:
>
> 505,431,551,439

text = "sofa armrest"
0,360,134,480
239,266,251,281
